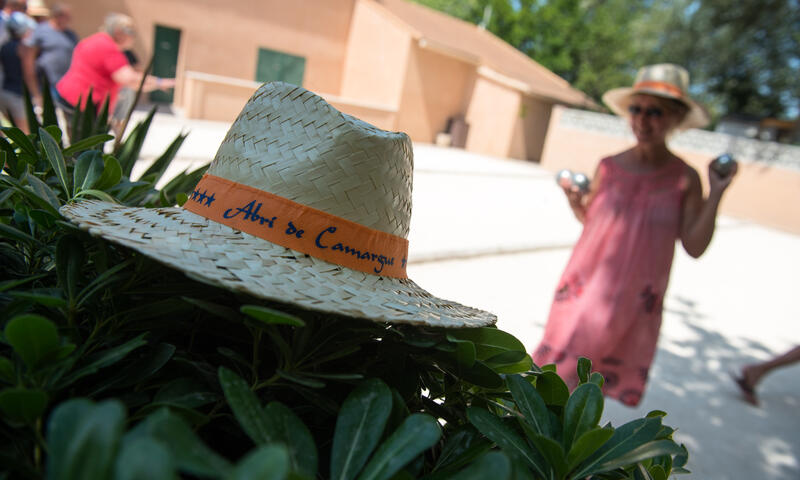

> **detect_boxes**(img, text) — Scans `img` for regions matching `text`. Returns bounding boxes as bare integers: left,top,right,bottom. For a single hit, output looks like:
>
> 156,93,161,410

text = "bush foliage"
1,85,689,479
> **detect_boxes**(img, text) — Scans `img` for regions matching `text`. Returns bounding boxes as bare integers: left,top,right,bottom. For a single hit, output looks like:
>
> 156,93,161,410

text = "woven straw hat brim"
602,87,710,131
60,200,497,327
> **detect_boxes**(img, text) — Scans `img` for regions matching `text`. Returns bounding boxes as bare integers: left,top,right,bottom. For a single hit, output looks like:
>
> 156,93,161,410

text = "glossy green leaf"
566,427,614,471
56,235,85,302
453,339,477,368
96,343,177,393
45,398,125,480
562,383,604,452
116,107,156,175
494,353,534,374
44,125,63,144
39,127,70,196
466,407,546,478
63,134,114,158
29,208,59,228
648,464,667,480
0,387,48,424
58,334,148,387
275,369,326,388
0,136,20,170
0,357,14,383
228,445,290,480
533,371,569,407
113,436,177,480
2,127,37,160
153,378,217,409
673,443,689,468
262,401,318,478
593,440,686,473
0,222,40,245
181,296,239,319
7,291,68,308
76,258,133,307
80,93,96,142
131,408,231,477
451,359,504,389
528,432,567,479
22,172,61,213
485,350,528,367
73,150,105,195
429,426,492,476
46,399,91,478
4,314,60,369
577,357,592,384
40,75,58,127
357,413,441,480
139,132,188,183
507,375,552,438
446,327,526,360
23,87,40,137
93,96,110,136
218,367,272,444
449,451,511,480
0,274,47,293
241,305,305,327
573,417,663,478
589,372,604,388
331,378,393,480
73,189,117,203
94,154,122,191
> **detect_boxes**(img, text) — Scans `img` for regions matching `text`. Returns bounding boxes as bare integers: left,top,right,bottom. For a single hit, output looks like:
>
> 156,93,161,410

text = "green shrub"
0,86,688,479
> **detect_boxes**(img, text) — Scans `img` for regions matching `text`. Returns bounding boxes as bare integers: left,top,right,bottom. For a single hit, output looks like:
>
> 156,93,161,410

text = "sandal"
731,371,759,406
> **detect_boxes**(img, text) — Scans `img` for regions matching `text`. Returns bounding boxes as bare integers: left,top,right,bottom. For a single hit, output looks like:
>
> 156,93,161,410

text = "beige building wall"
508,95,553,162
395,44,475,142
541,106,800,234
69,0,356,120
66,0,582,161
339,0,411,113
464,76,521,159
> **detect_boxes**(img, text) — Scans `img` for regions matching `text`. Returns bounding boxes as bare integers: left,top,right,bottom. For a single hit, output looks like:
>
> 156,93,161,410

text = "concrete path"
137,111,800,480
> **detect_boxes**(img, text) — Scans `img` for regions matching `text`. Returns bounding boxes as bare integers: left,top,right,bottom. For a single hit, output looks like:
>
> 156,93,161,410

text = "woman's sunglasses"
628,105,663,118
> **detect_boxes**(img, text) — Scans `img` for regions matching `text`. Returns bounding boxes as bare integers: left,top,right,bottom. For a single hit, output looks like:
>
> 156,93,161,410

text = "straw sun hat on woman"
602,63,710,131
60,82,496,328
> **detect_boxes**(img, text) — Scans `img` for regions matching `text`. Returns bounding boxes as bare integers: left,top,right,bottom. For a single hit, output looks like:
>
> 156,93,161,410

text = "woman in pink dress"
532,64,737,407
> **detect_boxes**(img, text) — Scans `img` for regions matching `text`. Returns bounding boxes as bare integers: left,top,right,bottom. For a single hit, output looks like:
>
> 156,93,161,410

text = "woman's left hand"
708,161,738,196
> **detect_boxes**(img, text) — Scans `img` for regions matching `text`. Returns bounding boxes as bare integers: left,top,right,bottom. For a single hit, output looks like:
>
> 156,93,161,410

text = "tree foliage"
639,0,800,120
412,0,800,121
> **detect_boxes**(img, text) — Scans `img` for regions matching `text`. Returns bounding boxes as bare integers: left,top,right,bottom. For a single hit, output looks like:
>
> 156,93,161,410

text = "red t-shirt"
56,32,129,110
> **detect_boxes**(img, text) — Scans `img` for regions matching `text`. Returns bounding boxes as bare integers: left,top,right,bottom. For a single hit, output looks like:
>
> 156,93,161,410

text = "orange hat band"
633,81,684,99
183,174,409,278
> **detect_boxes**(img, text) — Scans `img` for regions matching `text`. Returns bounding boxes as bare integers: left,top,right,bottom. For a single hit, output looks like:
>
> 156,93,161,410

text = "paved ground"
137,111,800,480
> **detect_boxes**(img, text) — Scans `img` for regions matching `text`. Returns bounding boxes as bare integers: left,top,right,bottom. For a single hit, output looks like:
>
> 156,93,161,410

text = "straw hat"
60,82,496,328
602,63,710,130
27,0,50,17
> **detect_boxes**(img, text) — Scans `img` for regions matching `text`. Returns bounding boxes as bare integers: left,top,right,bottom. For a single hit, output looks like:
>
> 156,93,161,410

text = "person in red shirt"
54,13,174,125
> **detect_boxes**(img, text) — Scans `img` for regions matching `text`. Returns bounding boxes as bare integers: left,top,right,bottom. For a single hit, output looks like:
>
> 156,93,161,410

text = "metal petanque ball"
710,153,736,177
556,169,574,189
572,172,590,193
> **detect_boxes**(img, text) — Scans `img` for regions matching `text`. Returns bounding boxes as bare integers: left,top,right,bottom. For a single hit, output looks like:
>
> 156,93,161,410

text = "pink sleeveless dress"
532,156,688,406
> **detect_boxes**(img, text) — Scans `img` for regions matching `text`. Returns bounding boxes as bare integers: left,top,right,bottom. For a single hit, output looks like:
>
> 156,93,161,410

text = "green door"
256,47,305,86
149,25,181,103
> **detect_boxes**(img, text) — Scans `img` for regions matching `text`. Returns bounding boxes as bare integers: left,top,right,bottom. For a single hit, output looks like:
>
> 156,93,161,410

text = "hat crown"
208,82,413,238
634,63,689,95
